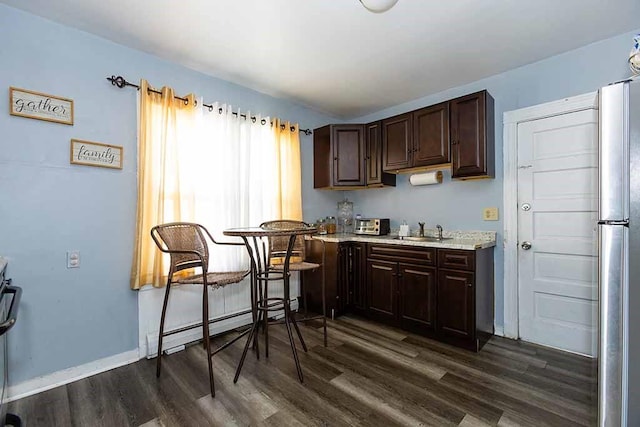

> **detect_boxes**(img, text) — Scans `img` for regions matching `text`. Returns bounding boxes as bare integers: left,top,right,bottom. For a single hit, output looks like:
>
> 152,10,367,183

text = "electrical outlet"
67,250,80,268
483,207,499,221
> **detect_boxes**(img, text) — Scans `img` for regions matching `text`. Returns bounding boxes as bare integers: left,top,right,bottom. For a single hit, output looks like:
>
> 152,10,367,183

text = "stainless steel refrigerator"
598,77,640,426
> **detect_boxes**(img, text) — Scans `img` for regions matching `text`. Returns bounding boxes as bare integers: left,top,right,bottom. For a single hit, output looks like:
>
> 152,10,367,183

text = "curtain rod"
106,75,313,136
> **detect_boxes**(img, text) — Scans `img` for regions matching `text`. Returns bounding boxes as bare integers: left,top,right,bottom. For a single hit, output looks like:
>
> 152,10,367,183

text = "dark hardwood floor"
8,315,597,426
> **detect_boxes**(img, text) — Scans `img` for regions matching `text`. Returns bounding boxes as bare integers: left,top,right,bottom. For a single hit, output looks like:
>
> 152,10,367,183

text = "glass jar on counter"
337,198,354,234
317,218,327,234
325,216,336,234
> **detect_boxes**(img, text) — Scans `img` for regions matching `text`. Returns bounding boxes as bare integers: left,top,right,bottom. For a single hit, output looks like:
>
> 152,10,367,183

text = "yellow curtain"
273,119,303,221
130,80,196,289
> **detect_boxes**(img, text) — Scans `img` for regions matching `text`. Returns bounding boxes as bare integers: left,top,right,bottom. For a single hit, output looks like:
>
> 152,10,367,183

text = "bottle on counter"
326,216,337,234
337,198,354,234
317,218,327,234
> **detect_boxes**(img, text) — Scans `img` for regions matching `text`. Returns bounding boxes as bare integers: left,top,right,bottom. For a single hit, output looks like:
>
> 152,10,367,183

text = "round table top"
223,226,318,237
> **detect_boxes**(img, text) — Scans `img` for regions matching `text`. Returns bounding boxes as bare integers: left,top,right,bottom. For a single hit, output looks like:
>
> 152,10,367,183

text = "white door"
517,109,599,356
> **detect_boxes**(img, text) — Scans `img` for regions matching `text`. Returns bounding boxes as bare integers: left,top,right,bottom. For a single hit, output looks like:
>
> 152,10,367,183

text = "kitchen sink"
394,236,453,242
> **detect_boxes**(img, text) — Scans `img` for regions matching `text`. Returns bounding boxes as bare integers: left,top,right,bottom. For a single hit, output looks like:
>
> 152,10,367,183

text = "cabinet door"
351,243,367,312
313,125,332,188
437,269,475,339
382,113,412,171
332,125,365,186
366,259,397,324
412,102,450,167
365,122,383,185
450,91,494,178
398,263,436,332
302,240,339,316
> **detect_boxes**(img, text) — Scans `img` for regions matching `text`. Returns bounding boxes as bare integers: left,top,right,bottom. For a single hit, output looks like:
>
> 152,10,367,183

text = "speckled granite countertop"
311,230,496,250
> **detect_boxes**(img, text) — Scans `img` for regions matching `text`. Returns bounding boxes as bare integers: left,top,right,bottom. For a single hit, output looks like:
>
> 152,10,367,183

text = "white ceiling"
3,0,639,118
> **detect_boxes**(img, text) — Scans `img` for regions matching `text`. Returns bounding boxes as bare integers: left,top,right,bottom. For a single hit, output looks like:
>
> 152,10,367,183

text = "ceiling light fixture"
359,0,399,13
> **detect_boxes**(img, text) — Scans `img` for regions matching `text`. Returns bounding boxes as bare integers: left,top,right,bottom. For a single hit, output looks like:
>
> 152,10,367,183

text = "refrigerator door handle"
599,224,628,427
599,82,630,221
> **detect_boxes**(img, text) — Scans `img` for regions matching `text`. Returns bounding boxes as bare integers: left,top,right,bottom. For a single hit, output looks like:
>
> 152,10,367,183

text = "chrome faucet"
418,222,425,237
436,224,443,240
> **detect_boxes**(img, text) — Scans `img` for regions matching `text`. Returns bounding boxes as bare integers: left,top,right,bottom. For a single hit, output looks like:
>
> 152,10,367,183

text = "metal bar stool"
150,222,250,397
260,220,328,348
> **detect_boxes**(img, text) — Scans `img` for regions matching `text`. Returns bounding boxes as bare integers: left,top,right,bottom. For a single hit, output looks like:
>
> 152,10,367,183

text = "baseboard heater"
145,299,297,358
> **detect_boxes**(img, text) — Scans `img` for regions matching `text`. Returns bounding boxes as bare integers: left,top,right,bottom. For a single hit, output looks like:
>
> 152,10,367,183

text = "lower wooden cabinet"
399,263,437,333
366,259,397,324
365,245,438,334
339,242,366,315
301,240,339,317
365,244,493,351
302,240,364,318
303,240,493,351
437,268,474,340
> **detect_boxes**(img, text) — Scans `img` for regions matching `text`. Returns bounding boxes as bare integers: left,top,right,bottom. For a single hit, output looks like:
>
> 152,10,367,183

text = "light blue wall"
341,29,639,329
0,4,338,385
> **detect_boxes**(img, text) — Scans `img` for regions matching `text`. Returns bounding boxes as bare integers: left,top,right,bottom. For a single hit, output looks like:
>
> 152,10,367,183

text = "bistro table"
223,225,318,383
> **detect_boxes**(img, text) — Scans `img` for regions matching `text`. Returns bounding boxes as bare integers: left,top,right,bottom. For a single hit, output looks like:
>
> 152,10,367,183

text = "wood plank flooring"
8,315,597,426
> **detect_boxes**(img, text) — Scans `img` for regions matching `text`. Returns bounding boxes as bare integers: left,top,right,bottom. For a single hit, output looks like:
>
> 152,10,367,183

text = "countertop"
311,231,496,250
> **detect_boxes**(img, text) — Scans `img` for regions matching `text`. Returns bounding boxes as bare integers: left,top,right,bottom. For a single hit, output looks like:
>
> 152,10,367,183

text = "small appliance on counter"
353,218,390,236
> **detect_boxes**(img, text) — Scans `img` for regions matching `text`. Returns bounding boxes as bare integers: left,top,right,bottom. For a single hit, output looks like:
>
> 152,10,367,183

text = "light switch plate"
67,250,80,268
483,207,499,221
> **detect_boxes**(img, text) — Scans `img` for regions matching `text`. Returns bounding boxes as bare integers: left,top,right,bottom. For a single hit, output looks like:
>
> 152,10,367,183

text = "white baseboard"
6,349,140,402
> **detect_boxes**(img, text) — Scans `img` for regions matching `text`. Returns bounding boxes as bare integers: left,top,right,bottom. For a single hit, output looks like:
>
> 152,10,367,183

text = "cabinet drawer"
438,249,475,271
367,244,435,266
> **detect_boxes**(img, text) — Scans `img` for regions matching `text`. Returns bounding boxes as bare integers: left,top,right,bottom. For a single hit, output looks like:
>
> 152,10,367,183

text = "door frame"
502,91,598,339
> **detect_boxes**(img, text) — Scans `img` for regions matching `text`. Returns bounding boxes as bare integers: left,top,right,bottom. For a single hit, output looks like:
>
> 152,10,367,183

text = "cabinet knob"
467,283,472,287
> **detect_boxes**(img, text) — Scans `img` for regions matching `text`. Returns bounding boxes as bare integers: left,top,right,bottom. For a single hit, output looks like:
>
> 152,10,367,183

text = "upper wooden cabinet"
314,124,365,188
314,123,395,189
413,102,450,168
382,112,412,171
381,90,494,179
383,103,450,172
450,90,495,179
315,89,494,186
365,121,396,187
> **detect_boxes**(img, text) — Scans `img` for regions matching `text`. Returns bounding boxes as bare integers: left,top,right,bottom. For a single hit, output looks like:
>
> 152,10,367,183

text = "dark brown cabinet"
437,268,474,340
304,239,494,352
398,263,437,332
382,113,412,171
450,90,495,179
379,90,494,179
366,258,397,324
313,124,365,189
365,121,396,187
346,242,367,314
365,243,437,333
314,123,395,189
382,102,450,173
301,239,337,316
412,102,450,167
436,248,494,351
302,240,365,318
315,89,494,184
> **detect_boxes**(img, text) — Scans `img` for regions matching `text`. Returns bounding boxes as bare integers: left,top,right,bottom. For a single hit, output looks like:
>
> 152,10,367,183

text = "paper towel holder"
409,171,443,186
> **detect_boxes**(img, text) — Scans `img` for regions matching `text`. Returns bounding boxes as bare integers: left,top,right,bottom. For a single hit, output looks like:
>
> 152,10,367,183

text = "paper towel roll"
409,171,443,186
